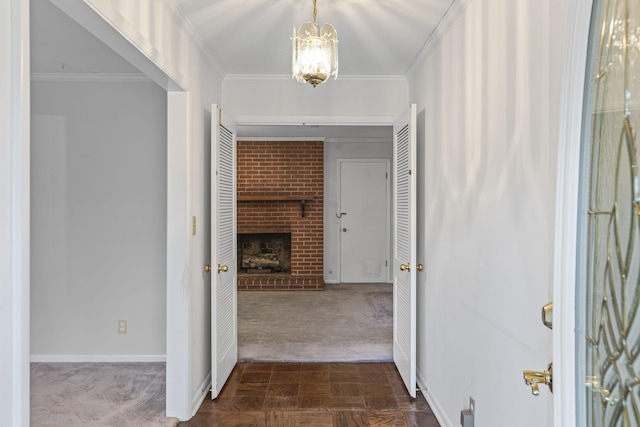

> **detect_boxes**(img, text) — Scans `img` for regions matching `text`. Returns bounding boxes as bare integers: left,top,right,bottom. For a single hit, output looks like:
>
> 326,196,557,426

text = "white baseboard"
190,370,212,419
417,368,454,427
324,279,338,284
30,354,166,363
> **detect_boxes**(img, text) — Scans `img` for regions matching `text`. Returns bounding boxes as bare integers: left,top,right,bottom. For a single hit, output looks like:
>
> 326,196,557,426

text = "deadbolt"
542,302,553,329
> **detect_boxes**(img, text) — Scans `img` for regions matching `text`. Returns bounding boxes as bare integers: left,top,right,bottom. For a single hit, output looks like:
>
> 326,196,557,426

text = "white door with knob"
554,0,640,425
210,104,238,398
393,104,417,398
338,159,390,283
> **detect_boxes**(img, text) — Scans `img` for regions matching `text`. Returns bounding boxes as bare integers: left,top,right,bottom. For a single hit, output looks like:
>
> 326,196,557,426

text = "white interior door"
210,104,237,398
393,104,417,397
339,160,390,283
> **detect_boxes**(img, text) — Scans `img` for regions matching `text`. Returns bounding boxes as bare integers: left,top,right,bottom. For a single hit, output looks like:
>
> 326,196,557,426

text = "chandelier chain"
313,0,317,24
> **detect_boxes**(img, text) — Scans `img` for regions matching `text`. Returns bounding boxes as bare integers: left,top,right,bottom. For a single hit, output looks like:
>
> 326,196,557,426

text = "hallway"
179,362,440,427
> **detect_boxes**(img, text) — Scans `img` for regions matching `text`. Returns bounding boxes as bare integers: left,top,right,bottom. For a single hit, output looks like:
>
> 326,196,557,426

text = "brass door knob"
217,264,229,273
524,363,553,395
204,264,211,273
400,263,410,271
416,263,423,272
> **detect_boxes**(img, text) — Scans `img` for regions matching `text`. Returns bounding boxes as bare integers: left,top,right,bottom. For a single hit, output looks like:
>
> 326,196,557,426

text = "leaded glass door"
577,0,640,425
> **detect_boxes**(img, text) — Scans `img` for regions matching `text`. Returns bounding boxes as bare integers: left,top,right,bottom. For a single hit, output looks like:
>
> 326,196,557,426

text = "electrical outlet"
118,319,127,334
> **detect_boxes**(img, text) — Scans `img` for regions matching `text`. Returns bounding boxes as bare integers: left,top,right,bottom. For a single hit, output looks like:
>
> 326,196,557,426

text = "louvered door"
211,104,237,398
393,104,417,397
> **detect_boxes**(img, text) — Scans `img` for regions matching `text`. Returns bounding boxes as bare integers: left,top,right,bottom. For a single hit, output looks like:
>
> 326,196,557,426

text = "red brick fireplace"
237,140,324,290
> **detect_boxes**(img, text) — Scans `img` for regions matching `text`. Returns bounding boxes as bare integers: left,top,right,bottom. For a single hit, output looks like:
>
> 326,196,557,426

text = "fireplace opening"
238,233,291,275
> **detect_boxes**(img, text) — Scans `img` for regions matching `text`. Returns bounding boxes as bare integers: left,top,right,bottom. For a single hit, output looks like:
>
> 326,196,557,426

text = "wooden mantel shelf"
237,195,314,217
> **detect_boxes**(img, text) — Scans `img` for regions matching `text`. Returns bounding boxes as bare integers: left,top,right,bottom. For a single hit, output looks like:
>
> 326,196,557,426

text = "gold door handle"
416,263,423,272
217,264,228,273
524,363,553,396
400,263,410,271
204,264,211,273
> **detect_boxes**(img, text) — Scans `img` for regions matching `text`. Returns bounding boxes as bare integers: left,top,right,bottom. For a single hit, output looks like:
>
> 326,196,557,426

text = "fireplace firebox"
237,233,291,275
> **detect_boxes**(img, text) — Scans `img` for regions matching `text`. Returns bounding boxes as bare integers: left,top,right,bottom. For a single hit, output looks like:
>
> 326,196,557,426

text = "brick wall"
237,141,324,290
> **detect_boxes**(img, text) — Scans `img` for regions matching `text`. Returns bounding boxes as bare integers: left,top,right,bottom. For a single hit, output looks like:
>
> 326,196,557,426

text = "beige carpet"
238,283,393,362
31,362,178,427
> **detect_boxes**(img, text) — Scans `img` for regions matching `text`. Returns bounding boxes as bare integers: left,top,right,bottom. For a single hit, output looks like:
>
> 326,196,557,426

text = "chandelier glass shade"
292,0,338,87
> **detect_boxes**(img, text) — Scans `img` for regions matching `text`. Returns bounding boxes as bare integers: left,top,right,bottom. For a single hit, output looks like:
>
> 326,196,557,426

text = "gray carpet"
31,362,178,427
238,283,393,362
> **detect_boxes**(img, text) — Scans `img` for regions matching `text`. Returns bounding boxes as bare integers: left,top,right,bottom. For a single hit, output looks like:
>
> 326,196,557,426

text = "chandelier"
292,0,338,87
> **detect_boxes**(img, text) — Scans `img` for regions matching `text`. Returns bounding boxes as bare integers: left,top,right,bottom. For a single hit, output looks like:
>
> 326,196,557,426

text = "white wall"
323,140,393,284
409,1,569,426
30,80,167,359
47,0,224,420
223,77,408,125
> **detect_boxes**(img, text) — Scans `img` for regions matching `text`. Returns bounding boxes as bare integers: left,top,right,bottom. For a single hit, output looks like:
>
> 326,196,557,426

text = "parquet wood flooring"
179,362,440,427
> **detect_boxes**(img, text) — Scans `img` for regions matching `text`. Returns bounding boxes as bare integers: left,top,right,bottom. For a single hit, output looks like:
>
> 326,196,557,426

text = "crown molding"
159,0,225,78
224,74,407,82
30,72,152,83
405,0,473,81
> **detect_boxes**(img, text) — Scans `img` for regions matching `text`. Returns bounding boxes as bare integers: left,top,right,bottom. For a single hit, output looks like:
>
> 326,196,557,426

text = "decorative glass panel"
579,0,640,425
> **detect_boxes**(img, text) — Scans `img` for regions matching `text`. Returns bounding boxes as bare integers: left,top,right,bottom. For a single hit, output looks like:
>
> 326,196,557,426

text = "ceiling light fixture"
292,0,338,88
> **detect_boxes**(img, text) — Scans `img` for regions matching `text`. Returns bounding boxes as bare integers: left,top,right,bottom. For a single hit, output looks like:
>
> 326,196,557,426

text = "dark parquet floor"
179,362,440,427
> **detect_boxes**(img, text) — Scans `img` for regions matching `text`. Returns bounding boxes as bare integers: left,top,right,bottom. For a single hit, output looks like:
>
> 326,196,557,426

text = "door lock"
524,363,553,395
542,302,553,329
342,228,347,232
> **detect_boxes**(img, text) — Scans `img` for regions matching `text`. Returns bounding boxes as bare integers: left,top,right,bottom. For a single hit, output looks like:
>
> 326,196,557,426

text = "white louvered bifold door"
393,104,417,398
211,104,237,398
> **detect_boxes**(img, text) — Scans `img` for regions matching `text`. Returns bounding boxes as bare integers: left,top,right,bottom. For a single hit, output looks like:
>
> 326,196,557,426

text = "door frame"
336,158,392,284
553,0,593,425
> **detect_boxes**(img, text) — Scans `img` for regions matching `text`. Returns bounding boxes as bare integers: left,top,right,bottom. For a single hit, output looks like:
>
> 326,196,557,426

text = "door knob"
524,363,553,395
416,263,423,272
342,228,347,232
400,263,410,271
204,264,211,273
217,264,228,273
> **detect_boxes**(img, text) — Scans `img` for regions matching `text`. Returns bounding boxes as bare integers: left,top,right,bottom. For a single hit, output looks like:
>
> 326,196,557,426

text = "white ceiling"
176,0,455,76
30,0,453,138
31,0,455,77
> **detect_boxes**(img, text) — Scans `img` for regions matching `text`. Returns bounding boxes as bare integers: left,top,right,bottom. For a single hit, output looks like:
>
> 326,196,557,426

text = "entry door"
339,160,390,283
210,104,237,398
570,0,640,424
393,104,417,397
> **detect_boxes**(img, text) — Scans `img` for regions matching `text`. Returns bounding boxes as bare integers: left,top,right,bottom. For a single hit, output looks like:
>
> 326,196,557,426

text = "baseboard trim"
30,354,167,363
417,368,454,427
190,370,212,419
323,279,338,284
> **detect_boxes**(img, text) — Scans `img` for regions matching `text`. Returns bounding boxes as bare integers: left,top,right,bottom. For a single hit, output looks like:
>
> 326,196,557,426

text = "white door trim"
336,159,392,284
1,1,30,425
553,0,593,425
